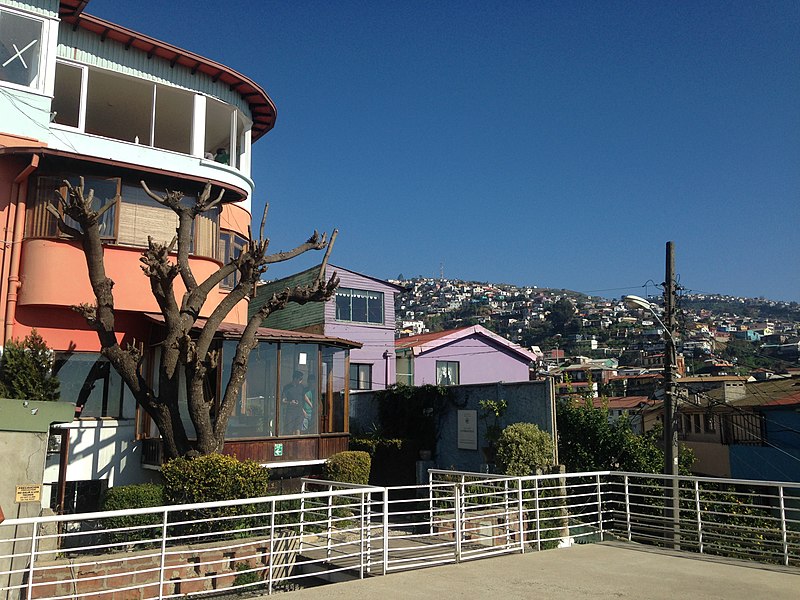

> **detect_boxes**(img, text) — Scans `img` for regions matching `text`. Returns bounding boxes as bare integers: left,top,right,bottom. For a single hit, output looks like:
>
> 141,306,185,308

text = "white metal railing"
1,471,798,599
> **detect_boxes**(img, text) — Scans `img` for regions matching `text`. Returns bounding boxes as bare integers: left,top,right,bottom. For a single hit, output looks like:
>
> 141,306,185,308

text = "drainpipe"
383,350,391,389
4,154,38,344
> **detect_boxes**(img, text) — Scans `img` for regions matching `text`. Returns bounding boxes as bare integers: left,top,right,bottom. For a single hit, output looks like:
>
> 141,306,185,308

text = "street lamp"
623,295,671,338
624,292,681,546
623,294,679,473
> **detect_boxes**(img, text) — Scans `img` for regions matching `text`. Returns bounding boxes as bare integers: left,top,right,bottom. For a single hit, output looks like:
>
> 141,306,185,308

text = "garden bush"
495,422,554,477
100,482,165,544
323,451,371,485
161,453,270,504
161,453,271,537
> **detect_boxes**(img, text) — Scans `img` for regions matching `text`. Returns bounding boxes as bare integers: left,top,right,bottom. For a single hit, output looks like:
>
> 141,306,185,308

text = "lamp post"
623,294,678,478
624,241,680,548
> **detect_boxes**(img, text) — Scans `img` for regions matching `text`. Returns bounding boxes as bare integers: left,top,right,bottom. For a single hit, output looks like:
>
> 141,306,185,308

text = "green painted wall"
251,266,325,331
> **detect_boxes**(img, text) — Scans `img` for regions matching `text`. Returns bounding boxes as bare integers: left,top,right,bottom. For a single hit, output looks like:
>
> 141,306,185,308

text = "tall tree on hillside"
547,298,577,336
48,178,339,459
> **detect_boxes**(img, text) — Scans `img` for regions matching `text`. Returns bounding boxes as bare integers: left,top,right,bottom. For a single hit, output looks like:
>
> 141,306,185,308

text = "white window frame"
50,59,88,131
49,61,252,171
435,361,460,386
0,5,54,95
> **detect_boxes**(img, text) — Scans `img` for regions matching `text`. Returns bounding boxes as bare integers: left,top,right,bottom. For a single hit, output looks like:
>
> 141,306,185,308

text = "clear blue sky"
89,1,799,301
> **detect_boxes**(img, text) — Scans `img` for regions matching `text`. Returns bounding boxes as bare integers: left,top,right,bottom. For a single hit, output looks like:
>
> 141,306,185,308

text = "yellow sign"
15,484,41,503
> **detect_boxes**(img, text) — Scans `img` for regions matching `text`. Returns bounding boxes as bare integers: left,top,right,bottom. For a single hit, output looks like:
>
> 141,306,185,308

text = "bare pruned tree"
48,178,339,459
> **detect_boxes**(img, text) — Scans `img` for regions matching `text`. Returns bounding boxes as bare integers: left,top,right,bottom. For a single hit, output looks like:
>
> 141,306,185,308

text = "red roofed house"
395,325,537,386
592,396,656,434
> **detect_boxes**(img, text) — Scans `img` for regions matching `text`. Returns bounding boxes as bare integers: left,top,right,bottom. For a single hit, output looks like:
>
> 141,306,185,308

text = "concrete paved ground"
278,542,799,600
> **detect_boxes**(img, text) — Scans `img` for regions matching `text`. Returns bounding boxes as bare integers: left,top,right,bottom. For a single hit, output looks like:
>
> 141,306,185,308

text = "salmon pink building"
0,0,355,512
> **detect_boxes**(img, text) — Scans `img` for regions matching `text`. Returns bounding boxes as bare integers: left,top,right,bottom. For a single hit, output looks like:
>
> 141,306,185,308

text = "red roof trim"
60,11,277,141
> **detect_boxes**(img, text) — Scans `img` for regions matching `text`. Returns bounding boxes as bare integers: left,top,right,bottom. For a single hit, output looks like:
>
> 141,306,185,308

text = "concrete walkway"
279,542,799,600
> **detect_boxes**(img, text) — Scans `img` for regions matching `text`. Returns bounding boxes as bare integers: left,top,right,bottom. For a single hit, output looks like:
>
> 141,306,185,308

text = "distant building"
253,264,404,392
395,325,537,386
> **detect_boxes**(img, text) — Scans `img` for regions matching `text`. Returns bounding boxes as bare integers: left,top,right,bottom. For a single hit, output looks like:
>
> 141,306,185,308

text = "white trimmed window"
335,288,384,324
0,8,45,91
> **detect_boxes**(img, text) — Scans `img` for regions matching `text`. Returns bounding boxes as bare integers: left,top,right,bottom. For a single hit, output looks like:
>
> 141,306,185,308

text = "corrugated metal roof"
395,326,474,349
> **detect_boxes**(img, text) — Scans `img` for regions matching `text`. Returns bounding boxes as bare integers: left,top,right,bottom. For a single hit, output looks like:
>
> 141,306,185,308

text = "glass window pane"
0,10,42,87
205,98,232,165
225,341,277,438
153,84,193,153
322,347,347,433
367,291,383,323
53,353,126,418
279,344,318,436
436,361,459,385
351,294,367,322
335,291,350,321
26,175,60,237
86,68,153,144
53,62,82,127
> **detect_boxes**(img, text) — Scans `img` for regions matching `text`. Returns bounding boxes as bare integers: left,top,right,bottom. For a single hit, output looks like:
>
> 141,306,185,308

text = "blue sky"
89,1,799,301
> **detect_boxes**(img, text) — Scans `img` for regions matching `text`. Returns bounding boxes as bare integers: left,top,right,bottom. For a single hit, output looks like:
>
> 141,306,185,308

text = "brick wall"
29,534,299,599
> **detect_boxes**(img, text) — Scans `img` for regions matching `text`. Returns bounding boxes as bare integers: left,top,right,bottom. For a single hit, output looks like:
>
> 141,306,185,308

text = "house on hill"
252,264,404,392
395,325,537,386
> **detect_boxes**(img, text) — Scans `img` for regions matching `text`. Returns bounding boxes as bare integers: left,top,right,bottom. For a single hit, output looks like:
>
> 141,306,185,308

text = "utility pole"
663,241,680,547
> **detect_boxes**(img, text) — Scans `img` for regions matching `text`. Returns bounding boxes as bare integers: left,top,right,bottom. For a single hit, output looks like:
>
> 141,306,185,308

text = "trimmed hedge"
161,454,271,536
323,451,371,485
495,422,554,477
161,453,270,505
100,482,165,544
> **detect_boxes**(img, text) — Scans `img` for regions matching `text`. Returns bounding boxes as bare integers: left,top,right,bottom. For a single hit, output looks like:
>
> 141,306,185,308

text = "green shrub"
350,436,405,456
161,454,271,537
323,451,371,485
495,422,554,477
233,562,261,587
161,453,270,504
100,483,165,544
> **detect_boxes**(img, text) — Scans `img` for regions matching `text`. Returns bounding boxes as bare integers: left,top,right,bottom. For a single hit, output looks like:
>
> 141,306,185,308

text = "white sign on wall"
457,410,478,450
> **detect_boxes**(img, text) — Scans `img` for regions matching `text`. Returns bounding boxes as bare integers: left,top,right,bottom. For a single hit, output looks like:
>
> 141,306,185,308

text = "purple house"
252,264,404,392
395,325,537,386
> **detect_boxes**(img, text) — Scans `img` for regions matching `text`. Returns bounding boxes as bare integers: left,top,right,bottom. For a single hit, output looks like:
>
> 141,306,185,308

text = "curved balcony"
18,239,247,323
46,128,254,211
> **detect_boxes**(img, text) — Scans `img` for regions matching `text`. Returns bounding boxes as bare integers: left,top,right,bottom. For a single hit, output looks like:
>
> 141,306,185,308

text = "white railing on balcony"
1,471,798,599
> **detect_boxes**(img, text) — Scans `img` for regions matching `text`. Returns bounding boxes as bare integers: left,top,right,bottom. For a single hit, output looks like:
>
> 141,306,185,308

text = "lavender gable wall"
413,333,531,385
323,265,399,391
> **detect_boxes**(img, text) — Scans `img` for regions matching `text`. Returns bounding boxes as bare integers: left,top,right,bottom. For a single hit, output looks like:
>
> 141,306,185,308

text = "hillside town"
0,2,797,597
393,275,800,374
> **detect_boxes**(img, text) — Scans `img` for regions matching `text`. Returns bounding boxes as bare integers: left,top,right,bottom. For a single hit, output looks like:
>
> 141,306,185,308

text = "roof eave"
62,12,277,141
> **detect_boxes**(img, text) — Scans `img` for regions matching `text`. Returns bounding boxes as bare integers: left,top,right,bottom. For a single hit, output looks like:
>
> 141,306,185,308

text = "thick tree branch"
264,231,328,264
